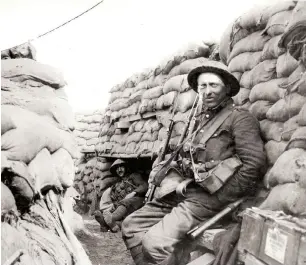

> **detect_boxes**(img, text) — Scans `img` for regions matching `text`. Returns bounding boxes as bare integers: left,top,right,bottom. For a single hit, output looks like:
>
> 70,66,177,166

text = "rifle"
174,94,199,160
145,92,200,202
145,78,185,202
186,198,244,240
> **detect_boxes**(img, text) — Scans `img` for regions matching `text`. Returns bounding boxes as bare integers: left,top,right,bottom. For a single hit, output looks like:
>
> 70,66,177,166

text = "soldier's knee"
121,214,132,236
142,230,159,258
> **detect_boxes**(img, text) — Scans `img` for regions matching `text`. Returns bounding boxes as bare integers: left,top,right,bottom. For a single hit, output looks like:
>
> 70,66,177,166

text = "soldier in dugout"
94,159,148,232
121,60,267,265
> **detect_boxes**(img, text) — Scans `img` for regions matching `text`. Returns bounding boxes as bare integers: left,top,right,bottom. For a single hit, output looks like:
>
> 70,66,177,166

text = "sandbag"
8,42,37,60
85,182,94,193
176,89,197,113
121,87,134,98
109,98,129,112
79,131,99,140
122,102,140,117
158,127,167,141
1,58,66,88
143,86,163,99
86,138,99,146
260,120,284,142
232,72,243,82
141,131,159,142
19,221,73,265
261,35,285,60
237,6,266,30
1,222,31,265
232,87,250,106
134,120,145,132
125,142,137,154
260,183,306,216
299,103,306,126
249,100,273,121
168,57,208,77
156,91,177,110
266,93,306,122
266,148,306,188
51,148,75,188
276,52,299,78
249,78,286,103
265,140,288,165
77,181,85,194
287,126,306,150
174,42,210,61
260,1,296,26
228,51,262,72
28,148,62,193
95,162,112,172
279,1,306,59
228,31,270,62
1,182,17,215
262,10,292,37
127,132,143,144
240,59,276,89
87,123,100,132
135,79,149,91
163,75,189,94
147,75,168,88
219,19,251,64
1,106,79,163
282,115,300,141
75,122,88,132
141,119,160,133
291,72,306,96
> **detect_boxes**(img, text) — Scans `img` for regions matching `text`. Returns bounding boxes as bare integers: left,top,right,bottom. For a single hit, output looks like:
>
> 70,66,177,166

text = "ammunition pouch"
154,167,185,199
195,156,243,194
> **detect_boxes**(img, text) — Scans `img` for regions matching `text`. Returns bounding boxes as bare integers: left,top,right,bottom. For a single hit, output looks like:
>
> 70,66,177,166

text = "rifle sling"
152,105,234,186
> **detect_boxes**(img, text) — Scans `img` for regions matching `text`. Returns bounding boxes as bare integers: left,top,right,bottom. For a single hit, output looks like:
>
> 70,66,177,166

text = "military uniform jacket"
180,99,267,203
110,172,148,203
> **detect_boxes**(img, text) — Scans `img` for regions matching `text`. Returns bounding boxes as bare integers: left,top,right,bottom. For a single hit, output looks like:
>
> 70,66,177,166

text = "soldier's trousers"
121,183,226,265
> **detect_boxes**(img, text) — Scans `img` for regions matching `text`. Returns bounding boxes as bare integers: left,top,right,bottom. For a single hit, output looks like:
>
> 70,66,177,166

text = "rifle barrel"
187,198,244,239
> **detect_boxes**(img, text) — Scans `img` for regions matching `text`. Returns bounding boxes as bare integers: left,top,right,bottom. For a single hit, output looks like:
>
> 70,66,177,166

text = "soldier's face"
116,166,126,177
197,73,228,108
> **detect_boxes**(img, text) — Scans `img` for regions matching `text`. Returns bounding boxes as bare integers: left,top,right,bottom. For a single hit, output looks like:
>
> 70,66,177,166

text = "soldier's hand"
125,191,136,199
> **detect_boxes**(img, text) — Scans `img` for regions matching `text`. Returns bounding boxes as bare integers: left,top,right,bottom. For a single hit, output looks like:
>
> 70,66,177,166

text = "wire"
5,0,105,50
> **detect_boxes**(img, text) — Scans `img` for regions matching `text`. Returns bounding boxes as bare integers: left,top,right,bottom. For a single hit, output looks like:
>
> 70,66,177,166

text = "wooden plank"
238,209,265,256
195,229,225,250
187,253,215,265
97,153,156,159
244,252,267,265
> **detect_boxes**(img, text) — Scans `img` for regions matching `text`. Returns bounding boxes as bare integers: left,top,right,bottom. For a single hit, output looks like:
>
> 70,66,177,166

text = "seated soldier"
94,159,148,232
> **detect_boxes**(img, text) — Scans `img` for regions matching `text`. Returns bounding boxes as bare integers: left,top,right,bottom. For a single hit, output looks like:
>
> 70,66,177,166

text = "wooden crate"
238,208,306,265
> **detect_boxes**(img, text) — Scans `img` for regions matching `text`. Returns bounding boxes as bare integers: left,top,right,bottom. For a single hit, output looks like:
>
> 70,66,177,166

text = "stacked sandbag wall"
96,41,220,157
219,1,306,216
74,156,114,213
74,109,105,153
1,43,91,265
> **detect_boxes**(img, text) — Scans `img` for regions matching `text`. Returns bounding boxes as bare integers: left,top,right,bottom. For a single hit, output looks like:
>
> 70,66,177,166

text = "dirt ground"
77,216,134,265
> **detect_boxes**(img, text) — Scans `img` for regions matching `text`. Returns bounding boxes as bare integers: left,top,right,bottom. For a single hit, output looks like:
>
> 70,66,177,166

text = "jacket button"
205,114,210,118
200,130,204,133
214,133,218,137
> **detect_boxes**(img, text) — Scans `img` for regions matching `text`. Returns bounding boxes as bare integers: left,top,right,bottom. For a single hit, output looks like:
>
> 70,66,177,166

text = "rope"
5,0,105,50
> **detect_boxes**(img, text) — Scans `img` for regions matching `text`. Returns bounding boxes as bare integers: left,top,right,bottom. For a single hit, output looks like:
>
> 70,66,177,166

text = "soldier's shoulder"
232,105,258,122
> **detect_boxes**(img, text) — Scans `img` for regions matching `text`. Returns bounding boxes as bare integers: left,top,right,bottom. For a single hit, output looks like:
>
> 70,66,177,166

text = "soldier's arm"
131,173,149,196
217,110,267,203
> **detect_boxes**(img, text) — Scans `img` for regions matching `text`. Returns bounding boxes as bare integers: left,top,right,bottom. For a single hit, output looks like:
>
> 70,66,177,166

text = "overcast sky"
1,0,283,112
